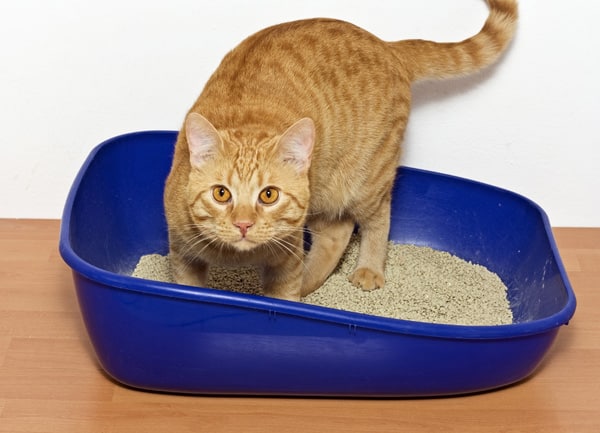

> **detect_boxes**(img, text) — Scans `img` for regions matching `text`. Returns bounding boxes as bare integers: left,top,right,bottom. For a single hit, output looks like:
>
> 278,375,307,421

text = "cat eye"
258,187,280,205
212,186,232,203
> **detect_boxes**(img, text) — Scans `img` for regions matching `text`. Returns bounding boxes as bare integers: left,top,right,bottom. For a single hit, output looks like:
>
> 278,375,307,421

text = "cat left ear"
278,118,315,174
185,113,222,168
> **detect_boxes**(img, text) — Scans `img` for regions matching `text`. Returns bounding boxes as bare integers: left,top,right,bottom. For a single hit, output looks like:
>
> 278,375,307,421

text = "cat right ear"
185,113,222,168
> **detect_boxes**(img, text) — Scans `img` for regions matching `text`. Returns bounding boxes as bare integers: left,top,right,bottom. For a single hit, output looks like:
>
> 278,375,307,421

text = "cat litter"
132,236,513,326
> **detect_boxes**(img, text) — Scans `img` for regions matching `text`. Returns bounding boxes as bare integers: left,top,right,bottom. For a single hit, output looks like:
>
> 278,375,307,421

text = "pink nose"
234,221,254,237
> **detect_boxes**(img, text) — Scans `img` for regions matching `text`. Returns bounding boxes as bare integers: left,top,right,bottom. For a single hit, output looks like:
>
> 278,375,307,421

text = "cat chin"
229,238,262,252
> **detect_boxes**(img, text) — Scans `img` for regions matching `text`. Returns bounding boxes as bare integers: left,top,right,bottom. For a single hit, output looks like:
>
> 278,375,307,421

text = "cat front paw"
349,267,384,291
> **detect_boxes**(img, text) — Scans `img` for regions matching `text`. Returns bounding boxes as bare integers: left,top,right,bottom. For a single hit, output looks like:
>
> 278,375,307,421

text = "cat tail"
394,0,518,82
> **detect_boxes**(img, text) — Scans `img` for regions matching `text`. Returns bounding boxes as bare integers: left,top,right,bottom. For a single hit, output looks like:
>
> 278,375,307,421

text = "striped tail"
394,0,518,81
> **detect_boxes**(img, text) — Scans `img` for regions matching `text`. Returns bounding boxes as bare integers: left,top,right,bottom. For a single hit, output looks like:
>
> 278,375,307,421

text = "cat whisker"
268,235,310,273
177,230,223,269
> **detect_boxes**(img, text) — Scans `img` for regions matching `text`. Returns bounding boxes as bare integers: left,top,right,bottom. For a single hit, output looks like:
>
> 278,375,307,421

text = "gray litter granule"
132,236,512,325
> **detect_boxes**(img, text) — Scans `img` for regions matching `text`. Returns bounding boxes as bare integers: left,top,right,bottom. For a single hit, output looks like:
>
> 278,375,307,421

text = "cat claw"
349,268,384,291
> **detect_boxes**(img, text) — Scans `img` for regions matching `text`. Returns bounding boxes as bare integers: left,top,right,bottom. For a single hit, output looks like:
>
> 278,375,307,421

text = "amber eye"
212,186,232,203
258,187,280,205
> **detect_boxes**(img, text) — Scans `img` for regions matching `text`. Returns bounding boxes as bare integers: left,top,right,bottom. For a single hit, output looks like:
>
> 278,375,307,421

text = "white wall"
1,0,598,226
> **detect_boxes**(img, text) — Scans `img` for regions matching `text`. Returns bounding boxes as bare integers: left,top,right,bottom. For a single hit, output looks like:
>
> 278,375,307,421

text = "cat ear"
278,118,315,174
185,113,222,168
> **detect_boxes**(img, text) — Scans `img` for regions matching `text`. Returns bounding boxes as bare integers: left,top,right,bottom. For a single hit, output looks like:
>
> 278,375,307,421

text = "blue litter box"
59,131,576,397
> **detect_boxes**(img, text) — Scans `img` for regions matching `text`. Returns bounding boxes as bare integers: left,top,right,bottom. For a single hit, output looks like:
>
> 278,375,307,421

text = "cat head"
184,113,314,252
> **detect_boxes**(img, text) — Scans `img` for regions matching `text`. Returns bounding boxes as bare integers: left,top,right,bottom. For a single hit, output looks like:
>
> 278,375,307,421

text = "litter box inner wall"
69,132,568,323
70,133,174,274
389,169,568,322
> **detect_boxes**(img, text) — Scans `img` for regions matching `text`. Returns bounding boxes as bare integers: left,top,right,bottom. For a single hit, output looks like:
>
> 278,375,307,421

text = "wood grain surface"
0,220,598,432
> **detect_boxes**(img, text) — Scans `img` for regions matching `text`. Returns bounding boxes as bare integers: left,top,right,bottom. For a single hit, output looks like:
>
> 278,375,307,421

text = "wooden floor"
0,220,598,433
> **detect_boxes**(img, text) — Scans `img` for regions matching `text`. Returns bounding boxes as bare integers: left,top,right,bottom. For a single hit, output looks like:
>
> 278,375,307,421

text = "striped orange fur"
164,0,518,300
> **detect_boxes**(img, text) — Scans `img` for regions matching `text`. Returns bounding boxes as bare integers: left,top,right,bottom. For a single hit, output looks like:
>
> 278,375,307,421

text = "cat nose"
234,221,254,237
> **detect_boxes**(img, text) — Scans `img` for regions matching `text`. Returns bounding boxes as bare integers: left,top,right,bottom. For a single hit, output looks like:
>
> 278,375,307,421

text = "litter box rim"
59,131,576,341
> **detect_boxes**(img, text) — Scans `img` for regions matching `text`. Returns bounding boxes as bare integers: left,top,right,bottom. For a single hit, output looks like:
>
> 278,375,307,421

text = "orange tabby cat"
164,0,518,301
